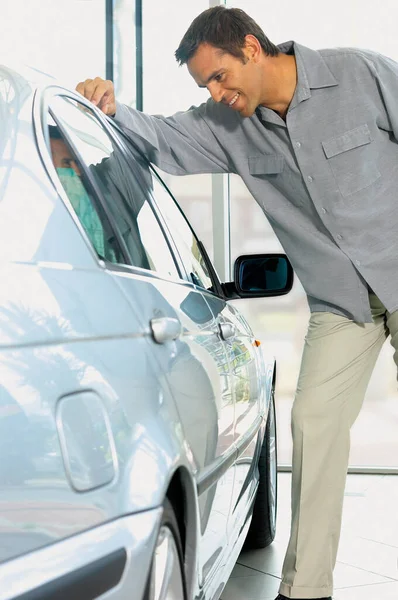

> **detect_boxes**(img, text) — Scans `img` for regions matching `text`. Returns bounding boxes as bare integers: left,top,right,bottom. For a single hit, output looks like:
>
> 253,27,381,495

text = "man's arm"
76,77,233,176
114,101,233,175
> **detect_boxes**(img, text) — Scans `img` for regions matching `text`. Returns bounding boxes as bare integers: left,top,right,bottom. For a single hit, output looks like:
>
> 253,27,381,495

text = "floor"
222,472,398,599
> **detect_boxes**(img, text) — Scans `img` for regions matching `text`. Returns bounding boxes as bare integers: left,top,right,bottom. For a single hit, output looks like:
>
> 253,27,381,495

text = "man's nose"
207,82,224,104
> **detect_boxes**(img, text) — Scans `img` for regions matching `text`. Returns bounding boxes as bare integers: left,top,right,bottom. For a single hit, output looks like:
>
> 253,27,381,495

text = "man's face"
187,41,262,118
50,138,82,176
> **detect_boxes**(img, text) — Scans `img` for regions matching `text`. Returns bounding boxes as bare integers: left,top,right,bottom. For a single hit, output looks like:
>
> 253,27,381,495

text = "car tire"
244,388,278,549
144,498,187,600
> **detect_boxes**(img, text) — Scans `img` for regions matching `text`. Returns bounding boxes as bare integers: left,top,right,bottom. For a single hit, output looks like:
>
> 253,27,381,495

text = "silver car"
0,64,293,600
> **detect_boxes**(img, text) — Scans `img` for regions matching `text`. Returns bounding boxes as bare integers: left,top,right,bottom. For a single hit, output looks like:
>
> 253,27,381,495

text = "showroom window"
47,95,179,280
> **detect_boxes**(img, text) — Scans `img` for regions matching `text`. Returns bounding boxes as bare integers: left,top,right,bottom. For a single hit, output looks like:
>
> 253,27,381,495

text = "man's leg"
385,307,398,371
279,296,388,599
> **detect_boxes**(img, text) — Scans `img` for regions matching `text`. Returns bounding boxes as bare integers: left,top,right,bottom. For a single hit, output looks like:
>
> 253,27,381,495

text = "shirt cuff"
113,101,133,125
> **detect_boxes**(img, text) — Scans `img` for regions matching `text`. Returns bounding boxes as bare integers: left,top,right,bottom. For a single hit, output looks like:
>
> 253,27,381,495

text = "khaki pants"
279,294,398,599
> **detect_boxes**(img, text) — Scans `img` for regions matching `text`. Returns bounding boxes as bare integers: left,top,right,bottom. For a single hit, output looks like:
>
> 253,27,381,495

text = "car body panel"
0,265,187,560
111,270,236,585
0,509,162,600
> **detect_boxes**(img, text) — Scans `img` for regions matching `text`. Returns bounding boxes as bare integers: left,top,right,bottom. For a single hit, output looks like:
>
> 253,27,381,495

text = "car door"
141,172,239,581
218,302,265,533
147,168,265,539
46,91,236,586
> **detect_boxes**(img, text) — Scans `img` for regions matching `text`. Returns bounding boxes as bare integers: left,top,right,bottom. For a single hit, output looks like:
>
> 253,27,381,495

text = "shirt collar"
279,40,339,95
256,41,339,124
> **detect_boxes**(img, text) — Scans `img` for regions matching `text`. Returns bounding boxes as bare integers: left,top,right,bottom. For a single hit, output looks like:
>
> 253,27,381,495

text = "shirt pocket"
248,154,308,207
322,124,381,197
248,154,284,176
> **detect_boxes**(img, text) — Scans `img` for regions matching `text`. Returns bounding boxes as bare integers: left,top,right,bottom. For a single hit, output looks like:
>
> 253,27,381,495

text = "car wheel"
145,498,187,600
245,388,277,549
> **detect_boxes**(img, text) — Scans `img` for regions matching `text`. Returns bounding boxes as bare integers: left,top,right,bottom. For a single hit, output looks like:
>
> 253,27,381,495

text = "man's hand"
75,77,116,116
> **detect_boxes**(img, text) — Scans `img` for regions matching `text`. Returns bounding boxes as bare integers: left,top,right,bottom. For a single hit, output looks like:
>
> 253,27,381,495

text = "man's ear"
244,34,262,62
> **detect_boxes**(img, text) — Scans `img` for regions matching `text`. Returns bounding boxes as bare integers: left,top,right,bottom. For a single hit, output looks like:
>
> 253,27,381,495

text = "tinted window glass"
48,121,123,263
47,96,179,279
150,174,213,290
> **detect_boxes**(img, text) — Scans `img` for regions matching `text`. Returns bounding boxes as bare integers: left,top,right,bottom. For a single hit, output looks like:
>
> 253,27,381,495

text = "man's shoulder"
312,46,387,82
318,46,380,67
293,41,386,85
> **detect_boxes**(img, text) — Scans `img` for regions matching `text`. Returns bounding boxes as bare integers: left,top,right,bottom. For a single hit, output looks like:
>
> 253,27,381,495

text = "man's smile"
228,92,240,106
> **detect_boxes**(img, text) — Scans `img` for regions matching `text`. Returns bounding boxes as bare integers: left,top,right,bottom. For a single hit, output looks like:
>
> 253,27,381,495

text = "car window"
47,96,179,280
149,173,214,291
47,120,123,264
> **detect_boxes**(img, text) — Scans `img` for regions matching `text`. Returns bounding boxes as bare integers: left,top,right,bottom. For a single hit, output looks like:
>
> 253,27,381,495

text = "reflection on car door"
117,276,235,584
217,302,264,534
47,93,237,588
147,169,264,540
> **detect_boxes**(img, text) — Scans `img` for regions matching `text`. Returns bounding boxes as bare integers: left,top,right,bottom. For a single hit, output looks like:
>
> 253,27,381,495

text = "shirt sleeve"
113,101,234,175
367,52,398,141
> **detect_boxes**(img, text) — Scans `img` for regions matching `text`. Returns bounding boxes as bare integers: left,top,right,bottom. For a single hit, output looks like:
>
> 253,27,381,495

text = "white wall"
142,0,210,115
0,0,106,88
228,0,398,60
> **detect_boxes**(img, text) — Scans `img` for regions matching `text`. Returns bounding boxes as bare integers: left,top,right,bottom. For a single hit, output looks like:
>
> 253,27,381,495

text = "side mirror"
232,254,294,298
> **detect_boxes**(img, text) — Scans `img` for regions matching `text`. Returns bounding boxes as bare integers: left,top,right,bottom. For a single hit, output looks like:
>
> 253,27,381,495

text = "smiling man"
185,33,296,119
77,6,398,600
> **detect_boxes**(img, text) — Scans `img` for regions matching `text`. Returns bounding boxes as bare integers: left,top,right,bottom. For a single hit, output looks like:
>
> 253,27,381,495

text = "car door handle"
219,322,236,340
150,317,182,344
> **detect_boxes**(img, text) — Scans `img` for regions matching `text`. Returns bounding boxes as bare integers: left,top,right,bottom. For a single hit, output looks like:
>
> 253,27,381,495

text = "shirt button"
321,207,327,214
337,234,343,240
294,141,301,149
355,260,361,267
307,175,314,182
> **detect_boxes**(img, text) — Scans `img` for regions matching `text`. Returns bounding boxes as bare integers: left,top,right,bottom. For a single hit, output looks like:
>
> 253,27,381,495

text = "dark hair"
175,6,279,65
48,124,62,139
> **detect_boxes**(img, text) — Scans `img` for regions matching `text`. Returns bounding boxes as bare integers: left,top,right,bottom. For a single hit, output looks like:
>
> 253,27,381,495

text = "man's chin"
239,107,255,118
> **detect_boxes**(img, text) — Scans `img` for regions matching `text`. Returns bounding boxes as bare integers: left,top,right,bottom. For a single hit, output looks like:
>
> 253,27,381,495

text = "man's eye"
215,74,223,82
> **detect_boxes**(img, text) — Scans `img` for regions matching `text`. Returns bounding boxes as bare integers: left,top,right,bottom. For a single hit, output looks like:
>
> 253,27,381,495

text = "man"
48,124,82,176
48,125,108,258
77,6,398,600
48,124,154,267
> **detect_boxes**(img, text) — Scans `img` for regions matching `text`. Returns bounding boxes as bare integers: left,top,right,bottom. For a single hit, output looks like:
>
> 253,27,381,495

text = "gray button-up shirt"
115,41,398,323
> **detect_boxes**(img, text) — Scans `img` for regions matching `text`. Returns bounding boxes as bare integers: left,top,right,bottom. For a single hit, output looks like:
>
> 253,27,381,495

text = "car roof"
0,59,55,86
0,61,74,125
